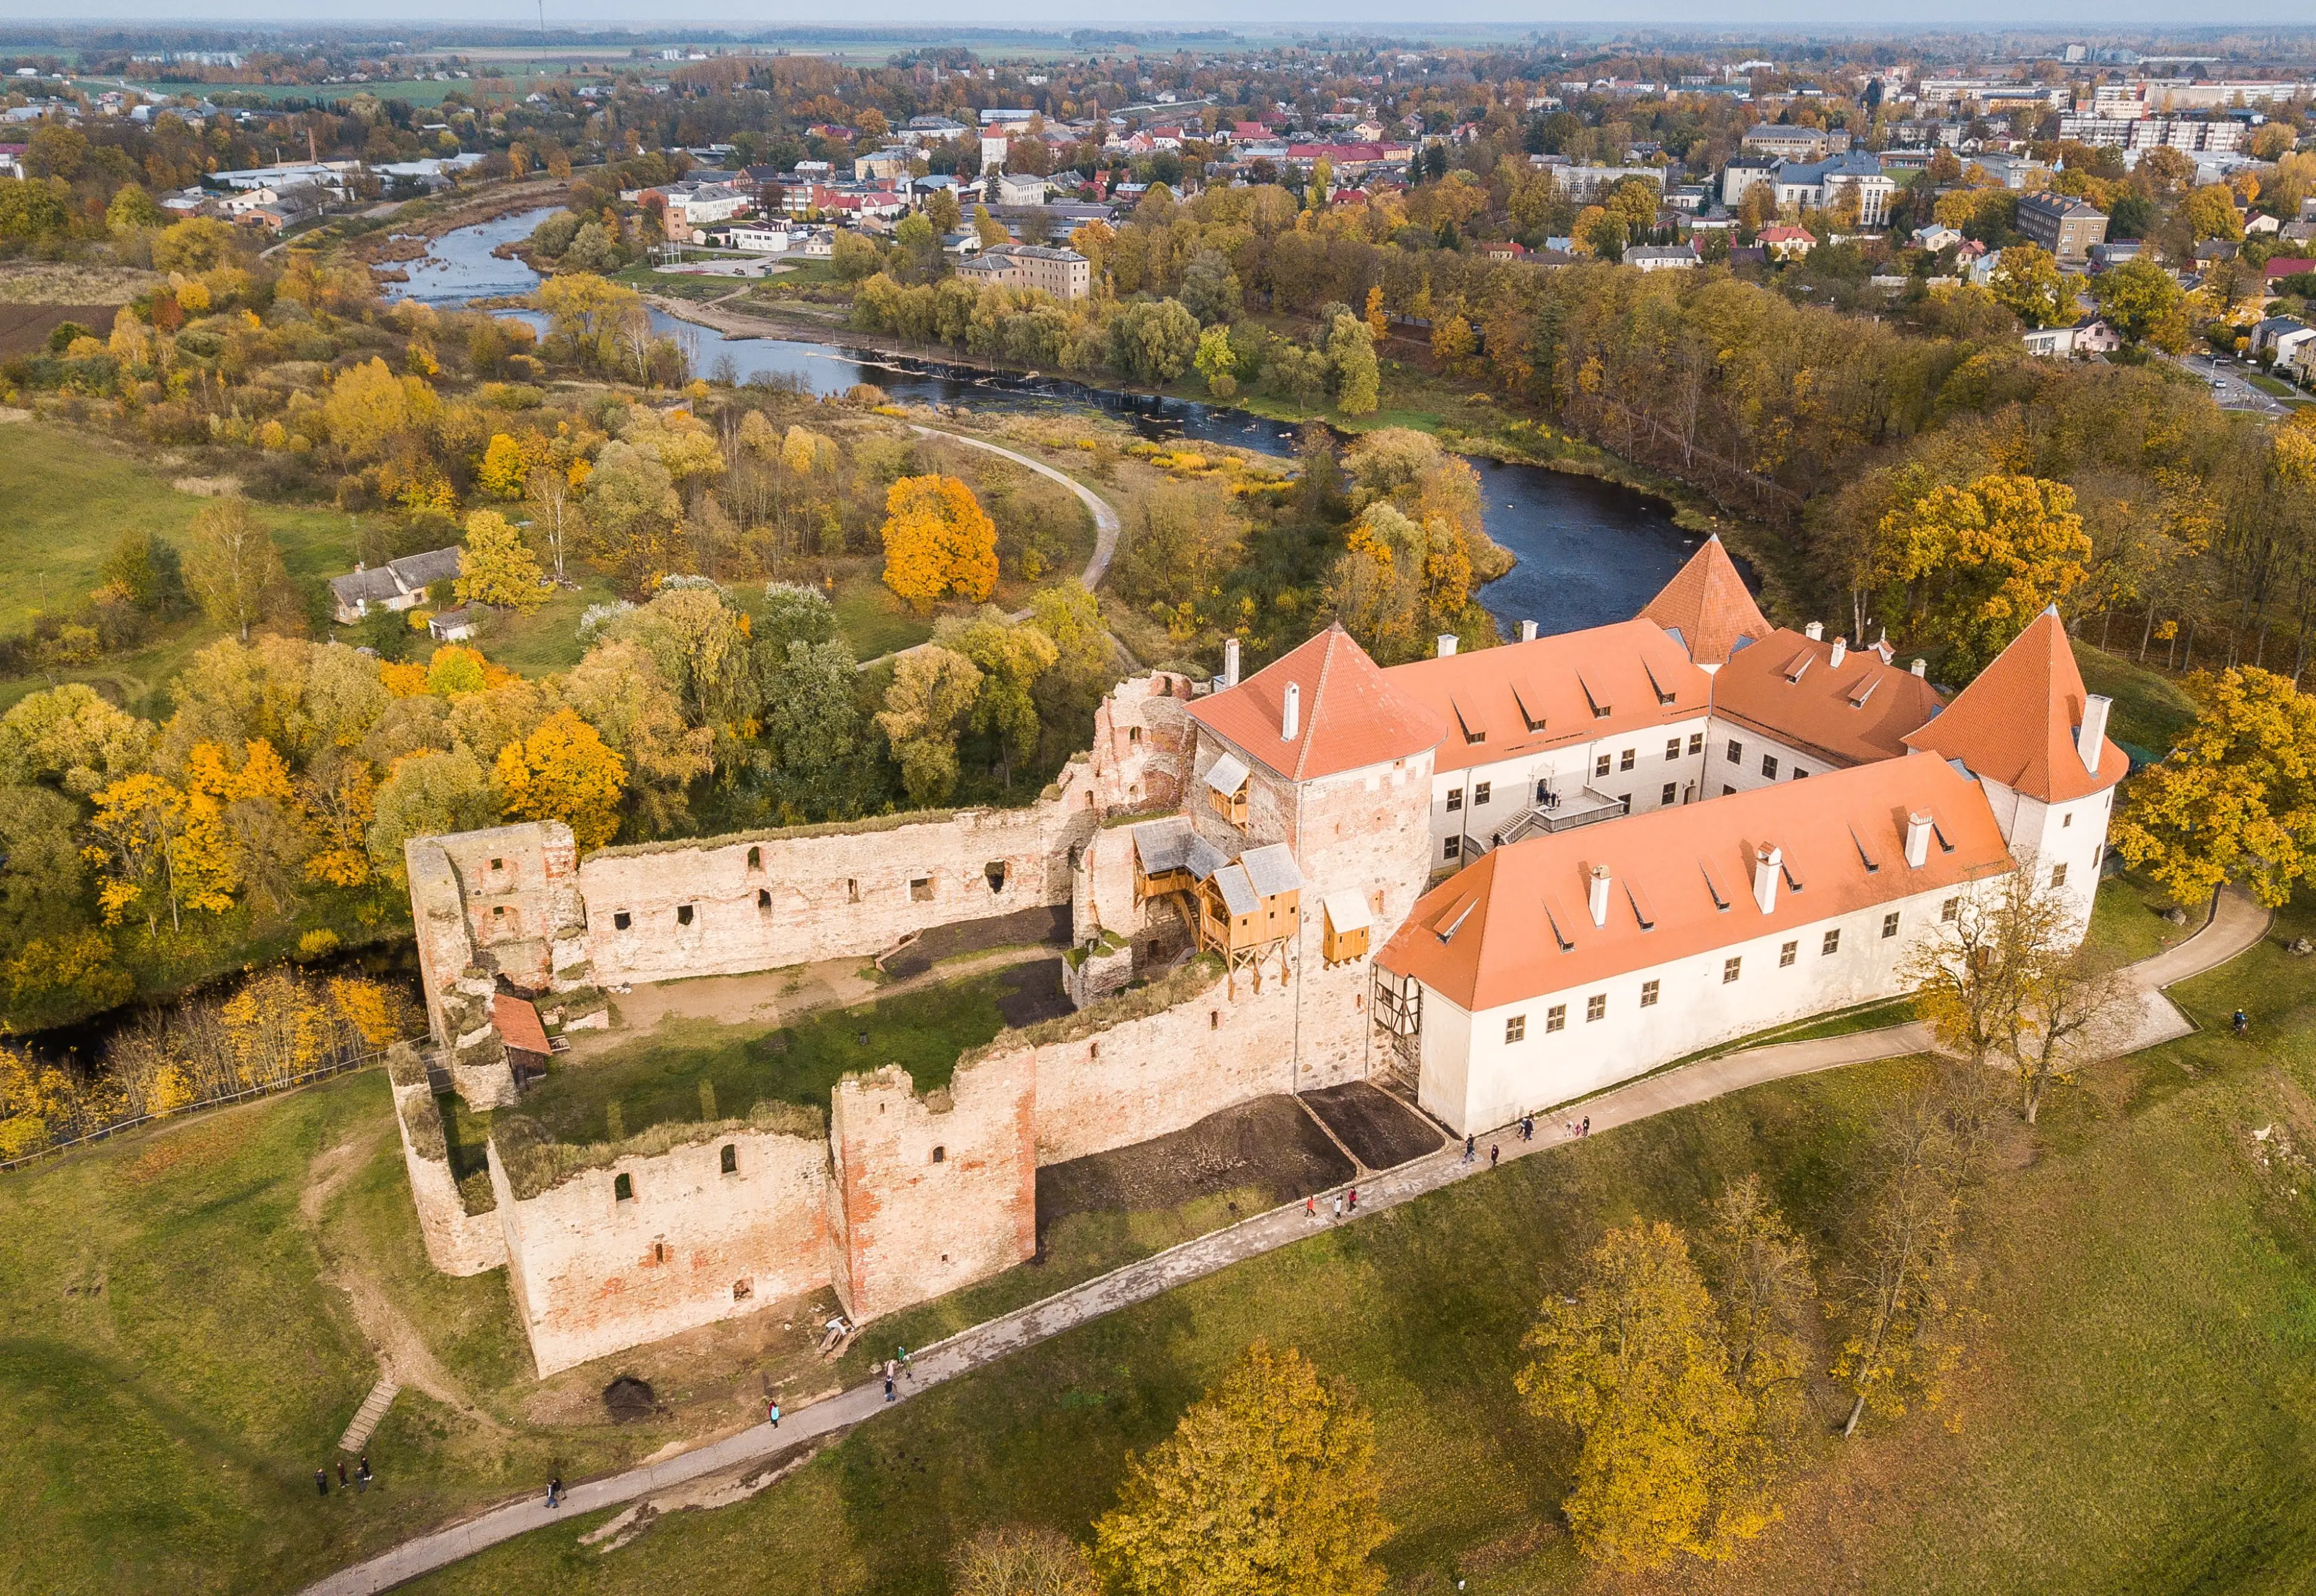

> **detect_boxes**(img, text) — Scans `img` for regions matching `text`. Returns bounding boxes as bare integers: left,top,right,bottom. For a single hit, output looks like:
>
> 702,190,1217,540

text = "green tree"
2088,257,2187,348
1988,244,2067,329
1179,247,1243,325
366,749,494,882
1192,323,1239,397
181,497,291,644
453,509,548,610
875,646,982,807
104,183,165,233
1092,1341,1390,1596
1107,299,1201,385
1516,1220,1778,1568
1327,313,1381,415
755,637,874,822
564,639,712,837
939,613,1060,787
100,530,188,614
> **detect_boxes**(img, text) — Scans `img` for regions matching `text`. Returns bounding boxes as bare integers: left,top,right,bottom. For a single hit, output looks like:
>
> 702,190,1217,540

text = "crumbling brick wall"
829,1049,1038,1323
488,1125,836,1378
386,1064,506,1276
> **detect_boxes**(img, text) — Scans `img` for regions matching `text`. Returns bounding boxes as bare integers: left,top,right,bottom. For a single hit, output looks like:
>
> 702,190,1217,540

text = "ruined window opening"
931,1145,946,1163
613,911,632,931
1210,1010,1220,1029
493,905,506,917
847,878,860,903
1129,725,1142,743
732,1279,752,1301
652,1241,668,1264
747,845,762,869
677,903,694,926
614,1173,634,1202
758,889,771,910
720,1144,737,1174
985,861,1008,893
910,876,934,902
490,857,504,872
1090,1042,1100,1059
1355,993,1364,1011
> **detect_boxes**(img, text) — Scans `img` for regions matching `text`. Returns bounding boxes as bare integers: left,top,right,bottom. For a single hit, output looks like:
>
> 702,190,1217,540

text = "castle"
395,539,2123,1375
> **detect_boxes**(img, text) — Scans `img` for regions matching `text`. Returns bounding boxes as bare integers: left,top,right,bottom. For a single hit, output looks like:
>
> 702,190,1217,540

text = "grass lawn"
389,878,2316,1596
0,420,399,710
2073,636,2201,756
454,576,621,677
513,965,1036,1146
829,576,933,660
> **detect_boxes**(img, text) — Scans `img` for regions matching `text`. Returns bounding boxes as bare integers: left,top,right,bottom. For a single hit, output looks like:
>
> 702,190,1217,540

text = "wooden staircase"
339,1373,401,1453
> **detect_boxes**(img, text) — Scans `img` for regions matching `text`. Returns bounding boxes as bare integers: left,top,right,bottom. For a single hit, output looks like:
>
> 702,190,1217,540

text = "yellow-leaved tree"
491,708,628,848
477,432,535,499
2113,665,2316,908
1091,1341,1390,1596
82,772,239,935
1516,1220,1778,1569
455,509,548,610
881,474,998,613
1875,474,2090,679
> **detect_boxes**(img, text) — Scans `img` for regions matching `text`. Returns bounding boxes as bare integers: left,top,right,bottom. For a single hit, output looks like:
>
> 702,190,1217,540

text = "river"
389,208,1713,638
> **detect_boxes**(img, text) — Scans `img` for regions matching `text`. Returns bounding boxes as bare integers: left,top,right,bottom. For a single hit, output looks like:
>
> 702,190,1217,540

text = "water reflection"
389,209,1734,637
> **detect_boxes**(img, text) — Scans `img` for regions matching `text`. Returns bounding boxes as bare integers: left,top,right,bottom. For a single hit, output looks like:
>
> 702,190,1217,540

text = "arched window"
931,1145,946,1163
720,1145,737,1174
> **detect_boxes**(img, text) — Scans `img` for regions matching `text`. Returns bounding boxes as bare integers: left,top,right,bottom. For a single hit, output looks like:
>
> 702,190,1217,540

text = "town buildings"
2015,192,2111,262
954,243,1093,301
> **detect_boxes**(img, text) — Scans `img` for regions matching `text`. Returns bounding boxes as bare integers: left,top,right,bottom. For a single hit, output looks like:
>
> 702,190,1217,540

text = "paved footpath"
301,887,2268,1595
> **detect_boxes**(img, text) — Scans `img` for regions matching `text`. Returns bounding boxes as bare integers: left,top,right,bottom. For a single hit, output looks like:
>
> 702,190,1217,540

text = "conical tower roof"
1902,608,2127,802
1639,535,1771,667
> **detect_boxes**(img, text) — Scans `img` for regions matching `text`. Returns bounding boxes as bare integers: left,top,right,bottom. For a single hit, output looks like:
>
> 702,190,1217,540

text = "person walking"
546,1476,563,1510
356,1455,371,1494
337,1459,348,1490
1463,1135,1476,1163
1307,1193,1318,1220
1520,1115,1533,1142
1581,1115,1591,1137
884,1375,896,1403
1347,1186,1358,1212
1489,1144,1499,1168
767,1398,781,1429
315,1468,329,1499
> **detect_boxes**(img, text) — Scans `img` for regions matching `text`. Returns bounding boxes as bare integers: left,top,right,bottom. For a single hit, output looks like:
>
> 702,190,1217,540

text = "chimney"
2077,694,2111,773
1804,621,1824,641
1910,658,1927,678
1280,681,1300,742
1829,636,1848,668
1587,864,1611,928
1519,619,1538,643
1222,636,1241,688
1752,845,1780,913
1437,634,1458,658
1904,810,1932,869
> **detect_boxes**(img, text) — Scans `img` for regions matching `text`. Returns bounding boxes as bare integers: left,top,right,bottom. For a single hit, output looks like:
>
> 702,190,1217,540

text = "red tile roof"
1902,610,2127,803
1189,624,1446,782
1382,620,1711,775
1377,753,2012,1011
1640,536,1772,667
492,992,550,1057
1712,629,1944,768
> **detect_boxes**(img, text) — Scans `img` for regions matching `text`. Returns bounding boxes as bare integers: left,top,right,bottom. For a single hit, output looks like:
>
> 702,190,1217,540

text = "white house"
2023,315,2122,358
1365,541,2124,1135
327,546,463,624
1626,243,1701,272
727,226,794,254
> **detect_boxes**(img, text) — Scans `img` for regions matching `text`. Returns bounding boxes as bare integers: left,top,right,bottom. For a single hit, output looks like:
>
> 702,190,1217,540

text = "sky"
21,2,2316,32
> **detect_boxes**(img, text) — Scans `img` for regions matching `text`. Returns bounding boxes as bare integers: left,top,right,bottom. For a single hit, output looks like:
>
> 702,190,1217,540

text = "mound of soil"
1036,1094,1354,1240
602,1375,659,1422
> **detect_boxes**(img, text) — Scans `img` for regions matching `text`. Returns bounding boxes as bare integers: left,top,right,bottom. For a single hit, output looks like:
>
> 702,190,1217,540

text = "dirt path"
299,889,2271,1596
300,1134,507,1436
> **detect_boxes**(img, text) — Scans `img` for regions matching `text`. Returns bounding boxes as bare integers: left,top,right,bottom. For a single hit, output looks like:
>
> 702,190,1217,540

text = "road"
296,887,2269,1596
2169,350,2296,416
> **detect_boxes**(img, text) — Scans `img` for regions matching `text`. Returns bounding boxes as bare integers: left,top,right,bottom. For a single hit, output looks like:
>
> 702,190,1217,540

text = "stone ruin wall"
386,1069,508,1277
487,1122,838,1378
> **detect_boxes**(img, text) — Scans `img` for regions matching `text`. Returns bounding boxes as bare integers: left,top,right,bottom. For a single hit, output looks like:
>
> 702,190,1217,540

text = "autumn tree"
1092,1341,1389,1596
1876,475,2090,679
1987,244,2066,329
1328,313,1381,416
2113,665,2316,908
1831,1071,1984,1437
84,772,237,935
876,647,983,807
951,1526,1099,1596
182,497,291,643
939,613,1060,787
525,461,585,584
564,640,712,836
881,474,1000,613
491,709,627,848
2089,257,2188,350
366,749,494,882
448,508,547,611
1517,1220,1778,1569
1698,1176,1817,1417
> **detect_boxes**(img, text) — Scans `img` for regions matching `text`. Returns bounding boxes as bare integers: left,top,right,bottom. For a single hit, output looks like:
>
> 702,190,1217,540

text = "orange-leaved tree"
491,708,628,849
881,474,998,614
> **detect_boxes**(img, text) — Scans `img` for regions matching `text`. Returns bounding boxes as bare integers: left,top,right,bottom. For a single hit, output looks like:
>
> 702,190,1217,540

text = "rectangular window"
677,903,694,926
613,1173,634,1202
1473,781,1491,807
2062,812,2072,828
1723,956,1742,983
1780,940,1797,967
2051,862,2069,887
911,876,934,902
1595,753,1612,779
1546,1004,1568,1032
1666,737,1682,760
1726,738,1742,764
1639,979,1659,1007
1822,929,1841,955
1761,755,1779,779
1620,748,1635,771
1662,782,1677,805
1446,787,1464,812
613,910,631,931
1505,1014,1526,1043
1586,993,1607,1022
1443,836,1460,859
1688,732,1704,755
1882,911,1901,939
1941,897,1959,922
